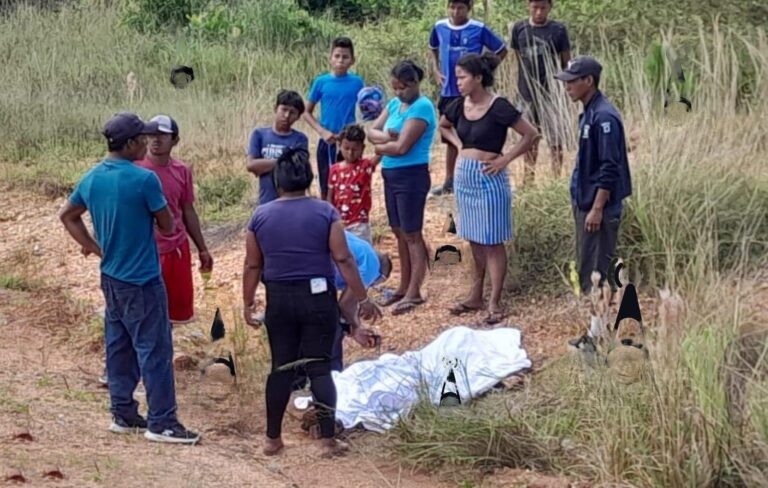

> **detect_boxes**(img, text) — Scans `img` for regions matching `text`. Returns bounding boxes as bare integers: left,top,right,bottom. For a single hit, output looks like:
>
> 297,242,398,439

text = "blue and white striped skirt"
454,158,514,245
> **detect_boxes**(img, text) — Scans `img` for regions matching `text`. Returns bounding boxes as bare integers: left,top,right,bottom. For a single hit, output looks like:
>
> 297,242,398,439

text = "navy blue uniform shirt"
570,91,632,217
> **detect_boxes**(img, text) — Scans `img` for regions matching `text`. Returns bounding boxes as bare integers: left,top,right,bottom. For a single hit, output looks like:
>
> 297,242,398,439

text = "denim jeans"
101,274,178,431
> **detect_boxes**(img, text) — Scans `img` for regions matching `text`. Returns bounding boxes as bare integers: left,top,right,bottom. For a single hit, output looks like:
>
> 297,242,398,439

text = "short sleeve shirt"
307,73,365,134
329,158,375,226
443,97,521,154
381,96,437,169
69,159,167,285
247,198,340,283
134,158,194,254
429,19,507,98
334,230,381,290
247,127,309,205
510,20,571,102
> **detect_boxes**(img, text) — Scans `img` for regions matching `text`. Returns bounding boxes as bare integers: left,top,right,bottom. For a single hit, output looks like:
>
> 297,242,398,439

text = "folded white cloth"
331,326,532,433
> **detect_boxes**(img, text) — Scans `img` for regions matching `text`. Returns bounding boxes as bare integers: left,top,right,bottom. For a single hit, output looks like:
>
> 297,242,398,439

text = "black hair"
449,0,472,6
331,37,355,58
107,139,127,152
338,124,365,144
275,90,305,115
457,52,501,87
592,74,601,89
391,60,425,85
528,0,552,3
274,147,314,193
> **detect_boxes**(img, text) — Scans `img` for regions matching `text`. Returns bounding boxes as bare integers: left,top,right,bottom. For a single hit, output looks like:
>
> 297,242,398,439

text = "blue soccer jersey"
429,19,507,98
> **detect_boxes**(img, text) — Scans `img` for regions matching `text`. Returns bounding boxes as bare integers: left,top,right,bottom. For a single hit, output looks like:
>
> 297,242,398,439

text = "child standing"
304,37,365,200
246,90,309,206
327,124,378,244
511,0,572,183
135,115,212,324
429,0,508,196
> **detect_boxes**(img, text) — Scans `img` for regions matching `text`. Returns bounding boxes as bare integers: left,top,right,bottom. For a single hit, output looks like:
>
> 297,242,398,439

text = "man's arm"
303,100,336,144
496,47,509,61
182,203,212,272
430,49,446,87
153,207,175,236
585,115,622,232
330,221,381,322
59,202,101,257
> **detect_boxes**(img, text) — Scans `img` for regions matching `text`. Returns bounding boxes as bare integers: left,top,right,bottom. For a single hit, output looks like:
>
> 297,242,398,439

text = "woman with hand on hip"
365,60,437,316
440,53,539,325
242,148,381,458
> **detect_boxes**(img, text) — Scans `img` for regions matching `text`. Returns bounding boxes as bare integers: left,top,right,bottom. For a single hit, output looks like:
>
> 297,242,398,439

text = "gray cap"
102,112,158,146
555,55,603,81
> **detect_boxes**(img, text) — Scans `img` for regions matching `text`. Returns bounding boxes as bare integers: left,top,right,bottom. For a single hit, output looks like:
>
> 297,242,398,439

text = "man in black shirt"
510,0,571,183
556,56,632,293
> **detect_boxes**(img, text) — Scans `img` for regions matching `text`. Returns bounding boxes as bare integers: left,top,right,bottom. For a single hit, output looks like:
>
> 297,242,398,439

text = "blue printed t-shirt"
382,96,437,170
247,127,309,205
307,72,365,134
334,231,381,290
429,19,507,98
69,159,167,285
248,198,339,283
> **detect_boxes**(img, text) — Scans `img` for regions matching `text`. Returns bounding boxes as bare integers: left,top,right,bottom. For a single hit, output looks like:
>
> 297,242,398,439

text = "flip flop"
378,293,405,307
391,299,426,316
484,311,507,326
449,303,483,316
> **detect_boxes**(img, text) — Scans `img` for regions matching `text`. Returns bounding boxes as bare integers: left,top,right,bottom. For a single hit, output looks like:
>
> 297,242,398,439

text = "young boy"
59,112,199,444
327,124,378,244
429,0,507,196
246,90,309,205
135,115,212,324
555,56,632,293
304,37,365,200
511,0,571,183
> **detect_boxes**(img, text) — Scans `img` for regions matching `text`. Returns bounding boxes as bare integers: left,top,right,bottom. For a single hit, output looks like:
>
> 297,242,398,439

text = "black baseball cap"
102,112,159,146
555,56,603,81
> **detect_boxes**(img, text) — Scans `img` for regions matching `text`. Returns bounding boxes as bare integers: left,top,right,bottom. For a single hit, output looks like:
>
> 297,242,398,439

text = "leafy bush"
121,0,209,31
298,0,423,23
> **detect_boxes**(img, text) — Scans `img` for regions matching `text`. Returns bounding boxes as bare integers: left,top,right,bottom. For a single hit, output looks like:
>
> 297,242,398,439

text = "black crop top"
443,97,522,154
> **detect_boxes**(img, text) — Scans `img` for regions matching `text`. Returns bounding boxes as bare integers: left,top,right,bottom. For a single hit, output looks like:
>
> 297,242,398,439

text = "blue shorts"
382,164,430,233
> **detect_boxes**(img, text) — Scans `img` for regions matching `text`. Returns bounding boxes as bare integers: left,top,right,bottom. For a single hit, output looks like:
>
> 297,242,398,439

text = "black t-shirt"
510,20,571,102
443,97,521,154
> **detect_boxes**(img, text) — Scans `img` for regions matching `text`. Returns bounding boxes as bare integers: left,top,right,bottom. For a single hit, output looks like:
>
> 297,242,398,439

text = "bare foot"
263,437,284,456
319,438,349,458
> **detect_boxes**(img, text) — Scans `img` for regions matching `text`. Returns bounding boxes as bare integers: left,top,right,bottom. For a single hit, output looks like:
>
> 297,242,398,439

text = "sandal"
391,299,426,316
484,311,507,326
378,293,405,307
449,303,483,316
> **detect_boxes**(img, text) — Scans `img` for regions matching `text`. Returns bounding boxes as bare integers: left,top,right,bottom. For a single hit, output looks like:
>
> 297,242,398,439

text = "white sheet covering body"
329,326,532,433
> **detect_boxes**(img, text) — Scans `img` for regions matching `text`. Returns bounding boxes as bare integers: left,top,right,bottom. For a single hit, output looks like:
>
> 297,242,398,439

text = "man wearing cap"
555,56,632,293
59,112,200,444
136,115,212,324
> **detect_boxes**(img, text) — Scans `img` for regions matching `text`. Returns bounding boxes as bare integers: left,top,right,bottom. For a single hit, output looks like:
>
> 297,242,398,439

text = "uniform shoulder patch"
601,121,611,134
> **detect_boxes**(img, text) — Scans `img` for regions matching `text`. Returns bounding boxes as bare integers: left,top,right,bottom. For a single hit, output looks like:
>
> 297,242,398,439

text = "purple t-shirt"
248,197,340,283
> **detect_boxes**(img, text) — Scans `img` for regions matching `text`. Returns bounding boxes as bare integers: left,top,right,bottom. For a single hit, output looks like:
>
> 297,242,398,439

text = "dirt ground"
0,158,592,487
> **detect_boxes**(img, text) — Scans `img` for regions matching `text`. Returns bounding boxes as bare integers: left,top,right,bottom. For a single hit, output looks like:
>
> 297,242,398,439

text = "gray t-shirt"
510,20,571,102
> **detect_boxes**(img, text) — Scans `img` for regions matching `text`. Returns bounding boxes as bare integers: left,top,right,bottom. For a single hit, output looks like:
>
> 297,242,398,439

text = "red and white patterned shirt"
328,158,375,226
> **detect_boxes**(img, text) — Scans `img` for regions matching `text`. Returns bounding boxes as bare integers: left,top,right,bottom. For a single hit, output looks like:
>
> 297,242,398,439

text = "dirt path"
0,160,583,487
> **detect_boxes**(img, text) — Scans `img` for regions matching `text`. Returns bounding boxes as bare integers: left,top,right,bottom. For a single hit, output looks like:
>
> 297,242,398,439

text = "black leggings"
264,280,339,439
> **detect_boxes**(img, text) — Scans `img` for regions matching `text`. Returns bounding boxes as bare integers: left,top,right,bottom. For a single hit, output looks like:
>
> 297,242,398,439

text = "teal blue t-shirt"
69,159,168,285
382,96,437,169
307,72,365,134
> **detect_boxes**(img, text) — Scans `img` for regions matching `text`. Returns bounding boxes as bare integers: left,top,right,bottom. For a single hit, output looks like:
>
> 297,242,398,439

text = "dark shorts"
383,164,430,233
317,140,343,196
437,96,461,145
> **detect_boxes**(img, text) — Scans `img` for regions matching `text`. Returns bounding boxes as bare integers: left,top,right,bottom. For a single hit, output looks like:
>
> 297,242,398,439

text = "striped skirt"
454,158,514,245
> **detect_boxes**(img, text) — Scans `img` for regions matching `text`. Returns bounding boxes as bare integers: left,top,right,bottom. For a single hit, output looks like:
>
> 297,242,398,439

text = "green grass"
0,274,39,292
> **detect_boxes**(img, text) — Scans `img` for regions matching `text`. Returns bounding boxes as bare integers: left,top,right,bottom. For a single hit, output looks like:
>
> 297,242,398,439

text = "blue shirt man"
556,57,632,293
59,112,199,443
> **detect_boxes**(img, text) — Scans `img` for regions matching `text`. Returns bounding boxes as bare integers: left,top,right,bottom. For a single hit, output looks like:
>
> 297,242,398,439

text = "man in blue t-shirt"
59,112,200,444
304,37,365,200
428,0,507,196
555,56,632,293
246,90,309,205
